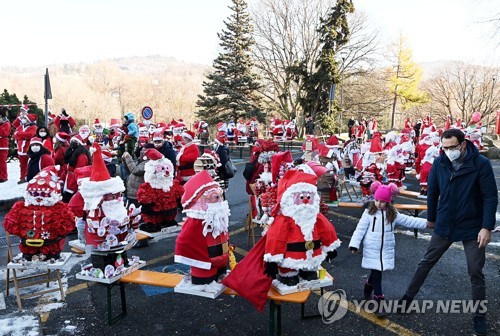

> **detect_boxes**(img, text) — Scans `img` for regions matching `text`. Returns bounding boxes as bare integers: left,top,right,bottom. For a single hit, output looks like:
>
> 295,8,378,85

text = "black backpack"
243,158,258,181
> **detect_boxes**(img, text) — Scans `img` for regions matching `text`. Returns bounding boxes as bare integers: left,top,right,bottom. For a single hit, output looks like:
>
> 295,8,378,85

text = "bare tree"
423,62,499,128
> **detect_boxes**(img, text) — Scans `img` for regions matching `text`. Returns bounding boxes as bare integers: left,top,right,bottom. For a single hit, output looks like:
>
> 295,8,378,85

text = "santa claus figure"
385,145,407,188
176,130,200,184
3,165,75,260
263,170,340,286
414,131,435,179
137,122,150,148
357,133,385,198
246,118,259,144
216,122,227,141
175,170,231,285
79,143,134,259
419,145,440,197
137,152,184,232
285,120,297,140
226,120,236,143
92,119,106,145
194,121,209,145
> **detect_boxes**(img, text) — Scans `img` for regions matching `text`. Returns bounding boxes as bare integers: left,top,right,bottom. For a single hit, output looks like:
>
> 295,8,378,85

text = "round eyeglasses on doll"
201,188,223,203
29,190,52,198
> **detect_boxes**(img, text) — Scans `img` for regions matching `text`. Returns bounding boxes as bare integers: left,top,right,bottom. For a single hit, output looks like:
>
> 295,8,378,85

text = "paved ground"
0,151,499,336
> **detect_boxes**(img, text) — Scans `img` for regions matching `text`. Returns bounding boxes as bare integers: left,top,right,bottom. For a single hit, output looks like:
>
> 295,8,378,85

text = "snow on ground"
0,161,26,201
0,313,41,336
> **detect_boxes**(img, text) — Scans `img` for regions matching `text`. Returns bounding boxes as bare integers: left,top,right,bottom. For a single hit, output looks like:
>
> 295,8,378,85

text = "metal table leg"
106,282,127,325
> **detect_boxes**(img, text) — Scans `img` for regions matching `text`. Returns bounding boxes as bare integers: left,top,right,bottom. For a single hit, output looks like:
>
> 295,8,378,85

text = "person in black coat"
347,117,355,138
151,139,177,171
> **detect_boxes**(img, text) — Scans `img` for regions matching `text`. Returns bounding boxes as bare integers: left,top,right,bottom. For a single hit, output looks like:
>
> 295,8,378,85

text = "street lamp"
486,75,496,133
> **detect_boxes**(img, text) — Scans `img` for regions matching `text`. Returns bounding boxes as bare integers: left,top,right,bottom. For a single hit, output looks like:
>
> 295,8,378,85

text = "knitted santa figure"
3,165,75,260
263,170,340,286
137,149,184,232
357,133,384,198
419,145,440,197
175,170,230,285
79,143,134,257
385,145,407,188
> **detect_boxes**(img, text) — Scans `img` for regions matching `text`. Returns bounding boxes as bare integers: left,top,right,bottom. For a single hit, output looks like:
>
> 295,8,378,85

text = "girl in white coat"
349,182,428,316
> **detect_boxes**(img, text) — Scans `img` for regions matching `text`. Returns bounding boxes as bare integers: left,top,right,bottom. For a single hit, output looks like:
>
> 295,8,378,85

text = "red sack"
222,236,272,312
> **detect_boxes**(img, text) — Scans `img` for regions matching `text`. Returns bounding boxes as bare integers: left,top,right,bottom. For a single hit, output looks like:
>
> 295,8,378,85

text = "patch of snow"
65,325,77,330
0,314,40,336
0,162,26,201
35,301,65,314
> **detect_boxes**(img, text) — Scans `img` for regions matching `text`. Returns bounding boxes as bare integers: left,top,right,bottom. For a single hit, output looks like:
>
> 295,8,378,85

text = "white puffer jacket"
349,209,426,271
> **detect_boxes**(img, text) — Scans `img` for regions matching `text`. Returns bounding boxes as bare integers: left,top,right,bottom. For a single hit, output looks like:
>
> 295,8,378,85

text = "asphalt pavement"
0,149,499,336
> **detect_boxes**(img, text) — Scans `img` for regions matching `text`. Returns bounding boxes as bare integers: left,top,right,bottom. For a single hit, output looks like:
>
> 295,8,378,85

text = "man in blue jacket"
402,128,497,336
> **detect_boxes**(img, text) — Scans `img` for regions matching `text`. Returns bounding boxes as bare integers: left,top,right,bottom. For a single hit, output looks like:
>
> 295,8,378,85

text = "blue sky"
2,0,498,67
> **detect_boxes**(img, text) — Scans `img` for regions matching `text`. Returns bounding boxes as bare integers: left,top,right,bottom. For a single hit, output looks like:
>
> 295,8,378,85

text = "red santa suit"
358,133,384,196
61,135,91,200
385,145,406,188
419,146,439,193
3,166,74,259
14,114,38,181
356,123,366,141
52,132,71,177
176,134,200,184
175,171,230,285
137,152,184,231
414,134,432,175
0,117,12,181
53,113,76,134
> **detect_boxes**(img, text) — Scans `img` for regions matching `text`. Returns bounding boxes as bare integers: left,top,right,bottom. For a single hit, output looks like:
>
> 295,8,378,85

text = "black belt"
178,163,194,171
21,237,62,247
287,240,320,252
207,242,229,258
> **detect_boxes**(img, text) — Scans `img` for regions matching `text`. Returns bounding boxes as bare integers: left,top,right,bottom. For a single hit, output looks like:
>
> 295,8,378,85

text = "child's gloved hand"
325,250,337,262
349,246,358,254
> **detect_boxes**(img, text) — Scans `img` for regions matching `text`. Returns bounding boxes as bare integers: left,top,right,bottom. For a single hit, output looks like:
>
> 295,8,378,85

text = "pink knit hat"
370,181,399,203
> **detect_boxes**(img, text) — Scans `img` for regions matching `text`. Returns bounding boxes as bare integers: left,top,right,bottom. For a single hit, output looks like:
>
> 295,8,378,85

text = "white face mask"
444,149,461,161
31,145,41,153
39,132,47,137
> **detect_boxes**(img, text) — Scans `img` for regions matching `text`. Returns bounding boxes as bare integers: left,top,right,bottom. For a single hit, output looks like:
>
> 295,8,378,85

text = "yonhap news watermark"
318,290,487,323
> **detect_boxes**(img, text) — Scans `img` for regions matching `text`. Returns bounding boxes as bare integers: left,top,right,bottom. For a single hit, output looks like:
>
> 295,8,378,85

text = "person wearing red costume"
3,165,75,260
176,130,200,184
14,110,38,184
53,108,76,134
36,126,53,153
175,170,230,285
356,121,366,143
137,150,184,232
26,137,55,182
52,132,70,178
61,135,92,203
0,107,12,183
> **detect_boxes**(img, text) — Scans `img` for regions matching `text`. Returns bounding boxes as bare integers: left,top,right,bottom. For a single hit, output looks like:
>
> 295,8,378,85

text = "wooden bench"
334,202,427,237
118,270,329,335
399,189,422,198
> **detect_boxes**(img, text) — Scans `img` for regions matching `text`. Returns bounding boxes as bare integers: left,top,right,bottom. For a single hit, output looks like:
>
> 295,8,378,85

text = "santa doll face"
292,191,315,205
189,187,224,212
79,126,91,140
94,124,103,133
25,190,60,207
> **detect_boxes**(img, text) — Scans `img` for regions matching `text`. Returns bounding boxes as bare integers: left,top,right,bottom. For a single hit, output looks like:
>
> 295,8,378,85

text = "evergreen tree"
196,0,264,125
290,0,354,133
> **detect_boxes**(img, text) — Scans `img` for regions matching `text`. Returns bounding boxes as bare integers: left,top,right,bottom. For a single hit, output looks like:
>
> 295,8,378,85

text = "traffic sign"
141,106,154,120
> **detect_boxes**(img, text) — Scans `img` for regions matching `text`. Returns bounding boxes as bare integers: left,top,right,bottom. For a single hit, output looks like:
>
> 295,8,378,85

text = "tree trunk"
391,91,398,129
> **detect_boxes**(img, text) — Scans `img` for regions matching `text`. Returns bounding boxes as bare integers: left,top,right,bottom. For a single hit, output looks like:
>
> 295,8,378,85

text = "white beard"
24,192,61,207
101,200,128,223
184,200,230,239
281,196,319,242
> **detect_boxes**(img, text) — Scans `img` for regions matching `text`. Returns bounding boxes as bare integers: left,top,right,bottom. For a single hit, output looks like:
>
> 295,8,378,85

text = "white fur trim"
80,177,125,210
280,253,326,271
321,239,342,252
295,164,316,176
144,159,174,191
280,183,319,241
24,192,61,207
174,255,211,270
181,132,193,141
278,270,299,277
258,171,272,184
263,253,284,263
182,181,219,208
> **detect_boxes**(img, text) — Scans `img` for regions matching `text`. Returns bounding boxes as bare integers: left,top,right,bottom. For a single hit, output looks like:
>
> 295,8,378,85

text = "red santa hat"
270,150,293,183
20,105,30,113
153,129,164,141
27,113,37,122
70,134,85,145
94,118,101,126
216,135,226,145
181,130,195,141
143,148,164,161
305,161,328,177
55,132,70,143
326,135,340,147
26,165,61,193
217,122,227,132
74,165,92,181
444,115,451,131
369,132,383,153
271,170,318,217
30,137,43,146
181,170,220,209
80,143,125,210
110,118,121,128
156,122,168,129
